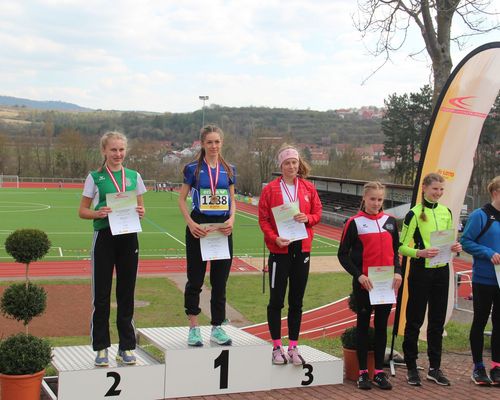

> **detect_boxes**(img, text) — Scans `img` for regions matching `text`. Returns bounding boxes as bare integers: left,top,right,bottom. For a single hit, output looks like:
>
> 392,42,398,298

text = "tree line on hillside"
0,94,497,195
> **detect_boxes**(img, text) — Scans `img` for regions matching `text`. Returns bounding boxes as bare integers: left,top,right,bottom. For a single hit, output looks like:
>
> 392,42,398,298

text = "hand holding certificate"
199,223,230,261
106,190,142,236
429,229,454,267
271,202,308,242
368,266,397,305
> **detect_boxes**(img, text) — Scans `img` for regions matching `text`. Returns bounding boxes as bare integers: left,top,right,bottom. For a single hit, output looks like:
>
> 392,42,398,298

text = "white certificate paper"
495,265,500,289
271,202,308,242
429,229,454,267
368,266,396,305
106,190,142,236
199,223,230,261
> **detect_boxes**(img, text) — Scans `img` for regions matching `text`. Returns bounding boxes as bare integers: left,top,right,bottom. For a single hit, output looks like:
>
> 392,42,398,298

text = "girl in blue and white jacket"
461,176,500,386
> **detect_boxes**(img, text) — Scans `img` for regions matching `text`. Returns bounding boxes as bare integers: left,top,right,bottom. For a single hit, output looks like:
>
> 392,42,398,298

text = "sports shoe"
210,326,232,345
272,346,288,365
187,326,203,347
407,368,421,386
357,371,372,390
427,368,450,386
94,349,109,367
287,346,305,366
116,349,136,365
490,366,500,386
471,367,492,385
373,372,392,390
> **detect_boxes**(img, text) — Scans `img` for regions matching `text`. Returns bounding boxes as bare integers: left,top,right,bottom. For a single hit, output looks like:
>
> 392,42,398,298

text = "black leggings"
91,228,138,351
184,211,232,326
353,281,391,370
267,241,310,341
470,282,500,364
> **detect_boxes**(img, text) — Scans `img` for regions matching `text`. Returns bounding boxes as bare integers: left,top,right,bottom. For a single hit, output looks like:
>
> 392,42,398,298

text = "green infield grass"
0,188,338,262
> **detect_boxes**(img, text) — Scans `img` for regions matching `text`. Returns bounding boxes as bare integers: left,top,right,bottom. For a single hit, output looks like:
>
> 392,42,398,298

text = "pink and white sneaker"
272,346,288,365
287,346,305,366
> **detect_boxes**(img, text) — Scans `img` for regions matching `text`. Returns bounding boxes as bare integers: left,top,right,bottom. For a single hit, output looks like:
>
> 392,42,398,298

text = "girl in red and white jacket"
258,145,322,366
338,181,402,391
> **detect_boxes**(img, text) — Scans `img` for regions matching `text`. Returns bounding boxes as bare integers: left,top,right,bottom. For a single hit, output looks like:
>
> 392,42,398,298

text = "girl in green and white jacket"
399,172,462,387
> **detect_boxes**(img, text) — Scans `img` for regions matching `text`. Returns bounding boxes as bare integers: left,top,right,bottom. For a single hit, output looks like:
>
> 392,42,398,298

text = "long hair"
359,181,385,212
98,131,128,172
188,125,233,183
419,172,445,221
277,144,311,178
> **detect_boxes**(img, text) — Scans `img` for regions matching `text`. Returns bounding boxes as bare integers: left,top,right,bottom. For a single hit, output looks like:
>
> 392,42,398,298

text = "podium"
43,326,343,399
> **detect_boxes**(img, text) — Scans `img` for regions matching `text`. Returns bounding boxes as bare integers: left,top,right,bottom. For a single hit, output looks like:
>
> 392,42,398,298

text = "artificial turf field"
0,188,339,261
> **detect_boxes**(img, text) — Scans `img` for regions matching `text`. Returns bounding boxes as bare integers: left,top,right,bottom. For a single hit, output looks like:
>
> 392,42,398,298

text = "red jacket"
258,177,322,254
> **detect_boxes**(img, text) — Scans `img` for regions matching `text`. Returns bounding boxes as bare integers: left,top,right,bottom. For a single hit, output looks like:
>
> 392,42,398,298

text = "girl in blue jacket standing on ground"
461,176,500,386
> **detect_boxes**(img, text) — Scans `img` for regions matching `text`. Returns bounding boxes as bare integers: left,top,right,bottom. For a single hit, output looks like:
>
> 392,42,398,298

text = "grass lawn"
0,188,338,261
1,275,482,360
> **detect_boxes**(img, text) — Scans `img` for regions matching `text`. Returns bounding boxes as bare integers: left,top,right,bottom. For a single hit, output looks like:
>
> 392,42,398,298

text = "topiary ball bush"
1,282,47,325
4,229,51,265
0,333,52,375
340,326,375,350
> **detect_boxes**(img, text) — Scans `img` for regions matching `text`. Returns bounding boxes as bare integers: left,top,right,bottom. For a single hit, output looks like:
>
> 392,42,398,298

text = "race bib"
200,188,229,211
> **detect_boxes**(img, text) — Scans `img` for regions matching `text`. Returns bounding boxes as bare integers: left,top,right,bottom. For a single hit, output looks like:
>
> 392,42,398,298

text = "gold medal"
210,195,218,204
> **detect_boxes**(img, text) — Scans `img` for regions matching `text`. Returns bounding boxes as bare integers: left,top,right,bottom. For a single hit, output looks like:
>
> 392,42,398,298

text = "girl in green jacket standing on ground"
399,172,462,387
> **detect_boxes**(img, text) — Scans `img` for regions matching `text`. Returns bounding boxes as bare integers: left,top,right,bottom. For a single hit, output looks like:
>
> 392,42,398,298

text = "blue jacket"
460,204,500,286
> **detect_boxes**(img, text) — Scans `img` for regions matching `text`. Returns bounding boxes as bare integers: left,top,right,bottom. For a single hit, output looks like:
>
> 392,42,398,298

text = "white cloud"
0,0,497,112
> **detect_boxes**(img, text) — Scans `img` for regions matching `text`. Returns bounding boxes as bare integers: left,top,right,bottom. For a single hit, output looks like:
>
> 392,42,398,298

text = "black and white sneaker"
471,367,492,386
490,367,500,386
357,372,372,390
407,368,422,386
373,372,392,390
427,368,451,386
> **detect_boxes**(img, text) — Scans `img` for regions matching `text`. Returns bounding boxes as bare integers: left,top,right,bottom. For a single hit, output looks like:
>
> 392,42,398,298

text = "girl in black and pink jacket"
258,144,322,366
338,181,402,391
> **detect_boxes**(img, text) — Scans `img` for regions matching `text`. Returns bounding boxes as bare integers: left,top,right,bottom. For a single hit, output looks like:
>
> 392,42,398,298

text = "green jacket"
399,199,453,268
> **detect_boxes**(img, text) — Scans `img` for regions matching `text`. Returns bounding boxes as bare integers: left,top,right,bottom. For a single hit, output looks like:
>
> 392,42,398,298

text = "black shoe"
407,368,421,386
357,372,372,390
471,367,492,386
491,367,500,386
373,372,392,390
427,368,451,386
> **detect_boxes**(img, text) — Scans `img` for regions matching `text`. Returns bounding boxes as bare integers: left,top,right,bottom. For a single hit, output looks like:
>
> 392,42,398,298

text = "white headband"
278,148,299,166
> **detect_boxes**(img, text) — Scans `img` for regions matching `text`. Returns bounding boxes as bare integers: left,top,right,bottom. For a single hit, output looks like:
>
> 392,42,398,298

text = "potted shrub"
0,229,53,400
341,292,375,381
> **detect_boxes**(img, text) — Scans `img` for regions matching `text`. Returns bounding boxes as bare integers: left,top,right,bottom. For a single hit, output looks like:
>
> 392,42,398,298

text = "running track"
0,199,473,339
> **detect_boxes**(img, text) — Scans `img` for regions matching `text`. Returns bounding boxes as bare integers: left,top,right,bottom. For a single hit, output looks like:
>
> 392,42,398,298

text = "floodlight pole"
199,95,209,128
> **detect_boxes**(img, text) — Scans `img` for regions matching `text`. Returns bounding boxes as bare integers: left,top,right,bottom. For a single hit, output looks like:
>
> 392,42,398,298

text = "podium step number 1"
44,325,343,399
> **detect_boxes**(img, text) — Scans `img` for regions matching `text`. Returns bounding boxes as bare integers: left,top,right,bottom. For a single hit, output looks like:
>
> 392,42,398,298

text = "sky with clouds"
0,0,498,113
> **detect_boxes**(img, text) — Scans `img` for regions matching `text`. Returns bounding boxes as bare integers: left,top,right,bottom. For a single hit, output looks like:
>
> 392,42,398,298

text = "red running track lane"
243,256,473,340
0,257,258,279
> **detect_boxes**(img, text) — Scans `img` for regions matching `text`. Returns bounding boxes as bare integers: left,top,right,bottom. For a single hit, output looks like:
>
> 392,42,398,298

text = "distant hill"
0,95,92,112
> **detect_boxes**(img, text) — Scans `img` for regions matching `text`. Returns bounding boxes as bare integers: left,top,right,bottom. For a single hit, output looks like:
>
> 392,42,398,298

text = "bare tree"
355,0,500,103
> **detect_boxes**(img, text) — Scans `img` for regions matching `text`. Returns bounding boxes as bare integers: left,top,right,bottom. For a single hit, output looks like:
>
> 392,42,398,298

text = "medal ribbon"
105,165,125,192
280,177,298,202
205,158,220,198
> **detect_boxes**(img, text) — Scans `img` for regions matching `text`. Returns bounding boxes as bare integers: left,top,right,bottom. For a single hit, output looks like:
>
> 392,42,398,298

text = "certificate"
271,202,308,242
199,223,230,261
429,229,454,267
495,265,500,289
106,190,142,236
368,266,396,305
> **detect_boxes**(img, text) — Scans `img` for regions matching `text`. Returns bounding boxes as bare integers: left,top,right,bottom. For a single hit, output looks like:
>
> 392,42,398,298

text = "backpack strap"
475,205,497,241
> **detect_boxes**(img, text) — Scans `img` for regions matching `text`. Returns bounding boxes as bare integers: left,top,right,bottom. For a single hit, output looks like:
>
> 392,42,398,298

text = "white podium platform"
43,325,343,399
